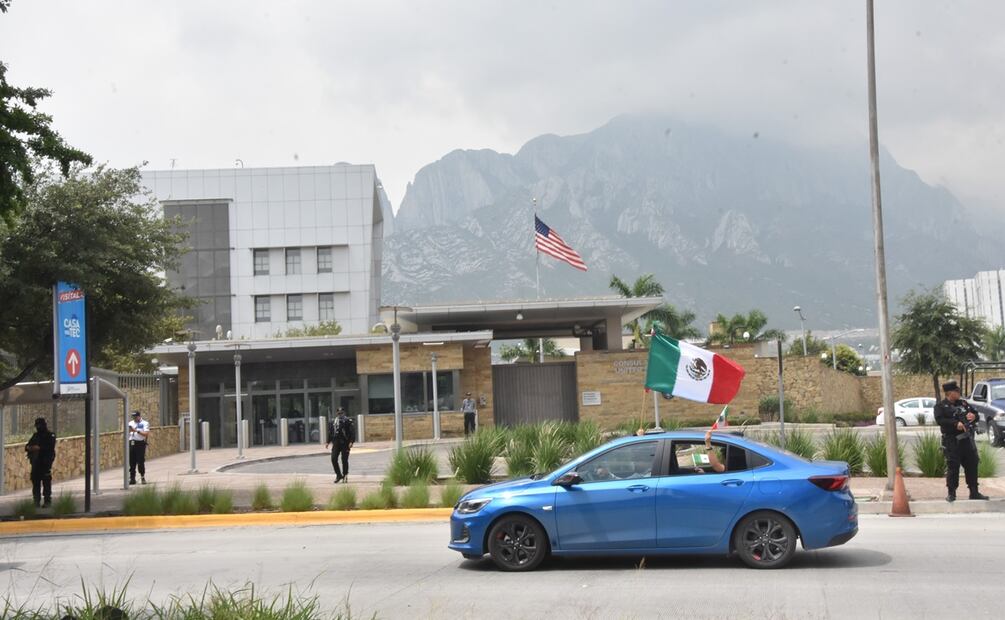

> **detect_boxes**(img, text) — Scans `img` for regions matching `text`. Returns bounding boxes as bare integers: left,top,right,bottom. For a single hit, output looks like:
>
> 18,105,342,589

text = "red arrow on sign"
65,349,81,378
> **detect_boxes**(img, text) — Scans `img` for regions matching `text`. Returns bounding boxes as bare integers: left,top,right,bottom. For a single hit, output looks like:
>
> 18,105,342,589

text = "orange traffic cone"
889,466,914,517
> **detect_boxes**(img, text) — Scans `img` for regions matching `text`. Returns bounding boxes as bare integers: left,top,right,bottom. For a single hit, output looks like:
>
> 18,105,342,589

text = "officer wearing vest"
128,410,150,485
934,381,988,502
25,417,56,507
325,407,356,483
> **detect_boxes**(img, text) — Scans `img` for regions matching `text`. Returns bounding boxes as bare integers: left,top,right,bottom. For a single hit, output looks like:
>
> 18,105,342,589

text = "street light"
225,342,245,459
793,306,808,356
379,305,414,450
825,328,865,370
186,338,198,473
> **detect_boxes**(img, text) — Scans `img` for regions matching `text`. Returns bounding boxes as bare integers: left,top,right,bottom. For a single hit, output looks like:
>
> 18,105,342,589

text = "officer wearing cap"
461,392,477,436
933,381,988,502
128,410,150,485
325,407,356,483
25,417,56,507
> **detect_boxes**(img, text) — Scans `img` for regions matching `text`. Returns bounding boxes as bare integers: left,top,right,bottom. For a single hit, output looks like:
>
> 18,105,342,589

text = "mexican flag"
644,332,746,405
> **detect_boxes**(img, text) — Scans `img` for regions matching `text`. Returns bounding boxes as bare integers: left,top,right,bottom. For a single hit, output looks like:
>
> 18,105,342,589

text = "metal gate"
492,362,578,426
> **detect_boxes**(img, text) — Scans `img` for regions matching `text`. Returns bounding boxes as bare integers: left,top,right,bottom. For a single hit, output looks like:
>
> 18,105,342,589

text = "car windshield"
991,385,1005,401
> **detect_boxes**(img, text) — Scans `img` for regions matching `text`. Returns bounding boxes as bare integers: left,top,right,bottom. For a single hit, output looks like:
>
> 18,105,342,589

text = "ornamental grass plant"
280,480,315,512
328,485,357,511
820,429,865,474
449,433,496,483
914,432,947,478
122,486,162,516
251,483,274,511
386,445,439,486
51,491,77,517
439,480,465,508
161,485,198,515
863,433,906,477
978,442,999,478
400,482,431,509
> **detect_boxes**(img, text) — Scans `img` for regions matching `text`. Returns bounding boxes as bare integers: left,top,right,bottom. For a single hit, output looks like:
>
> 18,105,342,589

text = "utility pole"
866,0,899,490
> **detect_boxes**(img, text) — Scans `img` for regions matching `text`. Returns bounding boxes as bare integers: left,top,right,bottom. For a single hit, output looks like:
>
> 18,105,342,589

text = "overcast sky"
2,1,1003,213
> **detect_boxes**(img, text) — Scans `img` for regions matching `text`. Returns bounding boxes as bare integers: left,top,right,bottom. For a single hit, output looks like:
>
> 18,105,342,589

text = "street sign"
53,281,88,395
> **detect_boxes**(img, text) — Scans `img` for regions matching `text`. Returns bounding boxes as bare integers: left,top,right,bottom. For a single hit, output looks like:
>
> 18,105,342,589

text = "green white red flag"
644,332,745,405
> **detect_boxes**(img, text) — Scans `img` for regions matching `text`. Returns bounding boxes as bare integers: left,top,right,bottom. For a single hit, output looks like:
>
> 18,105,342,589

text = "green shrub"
476,426,512,456
532,426,569,473
386,445,439,485
251,483,273,511
753,427,816,460
161,485,198,515
505,438,536,478
798,409,820,424
830,412,878,427
820,429,865,474
863,433,906,477
978,443,999,478
195,486,219,513
211,489,234,514
379,479,398,509
914,432,946,477
328,485,357,511
359,486,392,510
439,480,465,508
280,480,314,512
122,486,161,516
758,394,794,421
400,482,431,509
12,499,36,519
52,491,77,517
572,420,606,456
449,434,496,483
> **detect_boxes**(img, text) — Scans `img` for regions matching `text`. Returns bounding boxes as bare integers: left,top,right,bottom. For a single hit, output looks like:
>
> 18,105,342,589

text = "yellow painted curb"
0,508,453,536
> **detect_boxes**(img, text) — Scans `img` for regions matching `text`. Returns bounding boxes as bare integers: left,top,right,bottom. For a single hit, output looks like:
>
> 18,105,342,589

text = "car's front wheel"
487,514,548,572
988,423,1001,447
733,511,798,569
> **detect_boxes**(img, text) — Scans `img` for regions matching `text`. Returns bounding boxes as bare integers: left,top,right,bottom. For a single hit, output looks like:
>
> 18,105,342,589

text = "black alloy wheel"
487,515,548,572
733,511,798,569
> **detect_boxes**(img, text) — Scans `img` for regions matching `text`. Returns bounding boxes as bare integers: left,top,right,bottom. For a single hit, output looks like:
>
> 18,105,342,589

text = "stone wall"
356,343,464,374
3,426,179,493
360,412,466,442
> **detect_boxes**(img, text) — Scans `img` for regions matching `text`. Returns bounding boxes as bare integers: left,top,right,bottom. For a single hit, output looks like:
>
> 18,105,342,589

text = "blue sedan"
449,431,858,571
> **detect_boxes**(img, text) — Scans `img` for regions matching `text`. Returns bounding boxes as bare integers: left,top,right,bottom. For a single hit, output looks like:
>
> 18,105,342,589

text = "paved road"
2,514,1004,619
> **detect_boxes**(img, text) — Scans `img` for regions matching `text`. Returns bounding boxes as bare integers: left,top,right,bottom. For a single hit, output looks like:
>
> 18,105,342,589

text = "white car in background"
876,397,937,427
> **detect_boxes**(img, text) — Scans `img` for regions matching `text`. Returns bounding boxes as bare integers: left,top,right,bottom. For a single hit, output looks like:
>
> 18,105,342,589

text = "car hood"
989,398,1005,411
460,476,544,501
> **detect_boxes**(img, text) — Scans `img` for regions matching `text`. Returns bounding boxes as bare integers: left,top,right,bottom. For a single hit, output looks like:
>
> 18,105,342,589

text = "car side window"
923,398,936,408
902,400,919,409
746,449,772,469
577,441,658,483
976,384,988,400
669,441,747,475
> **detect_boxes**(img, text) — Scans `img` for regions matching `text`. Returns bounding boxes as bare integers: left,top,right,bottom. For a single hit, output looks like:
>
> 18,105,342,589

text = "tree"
708,310,785,346
786,331,830,357
892,290,985,399
981,325,1005,362
0,166,192,391
499,338,567,363
820,344,866,375
279,321,343,338
608,273,699,347
1,62,92,224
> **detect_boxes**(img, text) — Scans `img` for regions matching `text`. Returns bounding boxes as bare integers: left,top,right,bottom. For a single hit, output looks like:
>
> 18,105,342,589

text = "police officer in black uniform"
25,417,56,507
325,407,356,483
934,381,989,502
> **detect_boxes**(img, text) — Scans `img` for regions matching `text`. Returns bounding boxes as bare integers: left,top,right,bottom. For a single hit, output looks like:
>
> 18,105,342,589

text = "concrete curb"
857,498,1005,515
0,507,453,537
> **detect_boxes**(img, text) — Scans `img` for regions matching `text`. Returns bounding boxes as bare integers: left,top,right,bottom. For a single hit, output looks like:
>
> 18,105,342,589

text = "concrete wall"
3,426,179,493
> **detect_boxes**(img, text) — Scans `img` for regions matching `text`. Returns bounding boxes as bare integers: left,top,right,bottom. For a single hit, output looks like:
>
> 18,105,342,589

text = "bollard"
280,417,289,447
356,414,366,444
201,421,211,451
319,416,328,445
241,419,251,450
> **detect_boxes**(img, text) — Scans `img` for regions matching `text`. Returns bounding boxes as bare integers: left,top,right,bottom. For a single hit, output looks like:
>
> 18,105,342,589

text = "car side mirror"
553,471,583,487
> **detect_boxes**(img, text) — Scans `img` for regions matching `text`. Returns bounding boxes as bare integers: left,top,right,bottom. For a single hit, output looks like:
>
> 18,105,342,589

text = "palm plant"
499,338,567,363
609,273,699,347
982,326,1005,362
708,309,785,346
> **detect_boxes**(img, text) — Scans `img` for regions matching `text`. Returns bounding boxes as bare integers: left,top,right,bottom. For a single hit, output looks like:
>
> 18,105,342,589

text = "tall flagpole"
533,198,544,363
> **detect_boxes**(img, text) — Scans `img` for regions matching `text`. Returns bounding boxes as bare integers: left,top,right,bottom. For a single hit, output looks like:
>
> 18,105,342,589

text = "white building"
142,165,391,339
944,269,1005,328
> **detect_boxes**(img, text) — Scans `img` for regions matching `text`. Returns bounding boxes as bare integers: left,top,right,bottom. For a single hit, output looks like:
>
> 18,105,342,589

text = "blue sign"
54,281,88,395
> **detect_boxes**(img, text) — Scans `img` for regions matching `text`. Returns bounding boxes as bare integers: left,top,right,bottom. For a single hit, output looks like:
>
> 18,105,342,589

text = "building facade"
142,165,391,339
944,269,1005,328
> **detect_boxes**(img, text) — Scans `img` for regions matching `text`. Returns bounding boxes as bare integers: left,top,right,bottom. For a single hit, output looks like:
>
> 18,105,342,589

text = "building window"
317,247,333,273
253,249,269,275
254,296,271,322
319,293,335,322
285,248,301,275
287,294,303,321
367,372,452,414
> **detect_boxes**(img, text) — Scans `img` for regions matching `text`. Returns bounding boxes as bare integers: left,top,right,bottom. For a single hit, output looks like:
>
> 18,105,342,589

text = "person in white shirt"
461,393,477,436
128,410,150,484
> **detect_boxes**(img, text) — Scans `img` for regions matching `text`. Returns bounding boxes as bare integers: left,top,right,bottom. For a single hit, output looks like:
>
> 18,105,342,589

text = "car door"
656,439,755,548
921,398,937,424
554,440,660,550
897,399,920,425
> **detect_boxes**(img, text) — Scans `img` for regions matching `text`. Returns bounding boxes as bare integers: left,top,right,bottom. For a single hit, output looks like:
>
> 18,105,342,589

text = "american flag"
534,216,587,271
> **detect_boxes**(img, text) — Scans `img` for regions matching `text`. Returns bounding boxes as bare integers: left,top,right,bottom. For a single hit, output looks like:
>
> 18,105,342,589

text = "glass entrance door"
308,393,332,443
281,394,306,443
252,394,278,446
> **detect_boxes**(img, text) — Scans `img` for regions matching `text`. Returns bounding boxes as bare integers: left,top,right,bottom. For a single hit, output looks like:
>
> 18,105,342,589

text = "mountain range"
381,114,996,331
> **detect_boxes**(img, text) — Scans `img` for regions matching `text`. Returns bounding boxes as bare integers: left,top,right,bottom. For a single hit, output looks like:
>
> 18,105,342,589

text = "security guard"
325,407,356,483
25,417,56,507
128,410,150,485
934,381,988,502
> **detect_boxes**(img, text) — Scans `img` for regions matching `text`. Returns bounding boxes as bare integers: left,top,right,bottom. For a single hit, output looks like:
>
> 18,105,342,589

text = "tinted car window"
670,440,748,474
747,450,772,469
577,441,658,483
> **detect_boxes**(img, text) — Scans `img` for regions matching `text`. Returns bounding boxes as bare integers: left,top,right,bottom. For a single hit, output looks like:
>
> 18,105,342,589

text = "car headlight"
456,498,492,514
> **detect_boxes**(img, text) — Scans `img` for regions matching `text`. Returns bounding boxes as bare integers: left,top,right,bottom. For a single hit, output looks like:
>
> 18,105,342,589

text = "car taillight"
810,475,849,492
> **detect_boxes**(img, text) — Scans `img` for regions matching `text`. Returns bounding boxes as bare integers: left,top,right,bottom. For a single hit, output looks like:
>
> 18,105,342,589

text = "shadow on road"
458,547,891,572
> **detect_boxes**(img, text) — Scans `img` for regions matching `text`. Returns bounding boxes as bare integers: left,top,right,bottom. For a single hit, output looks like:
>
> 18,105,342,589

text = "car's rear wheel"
733,511,798,569
487,514,548,572
895,418,906,428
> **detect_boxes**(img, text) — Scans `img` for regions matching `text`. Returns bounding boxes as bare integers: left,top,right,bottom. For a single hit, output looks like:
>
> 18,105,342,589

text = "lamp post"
380,305,413,451
825,328,865,370
186,340,198,473
431,351,440,440
234,351,244,458
793,306,808,356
